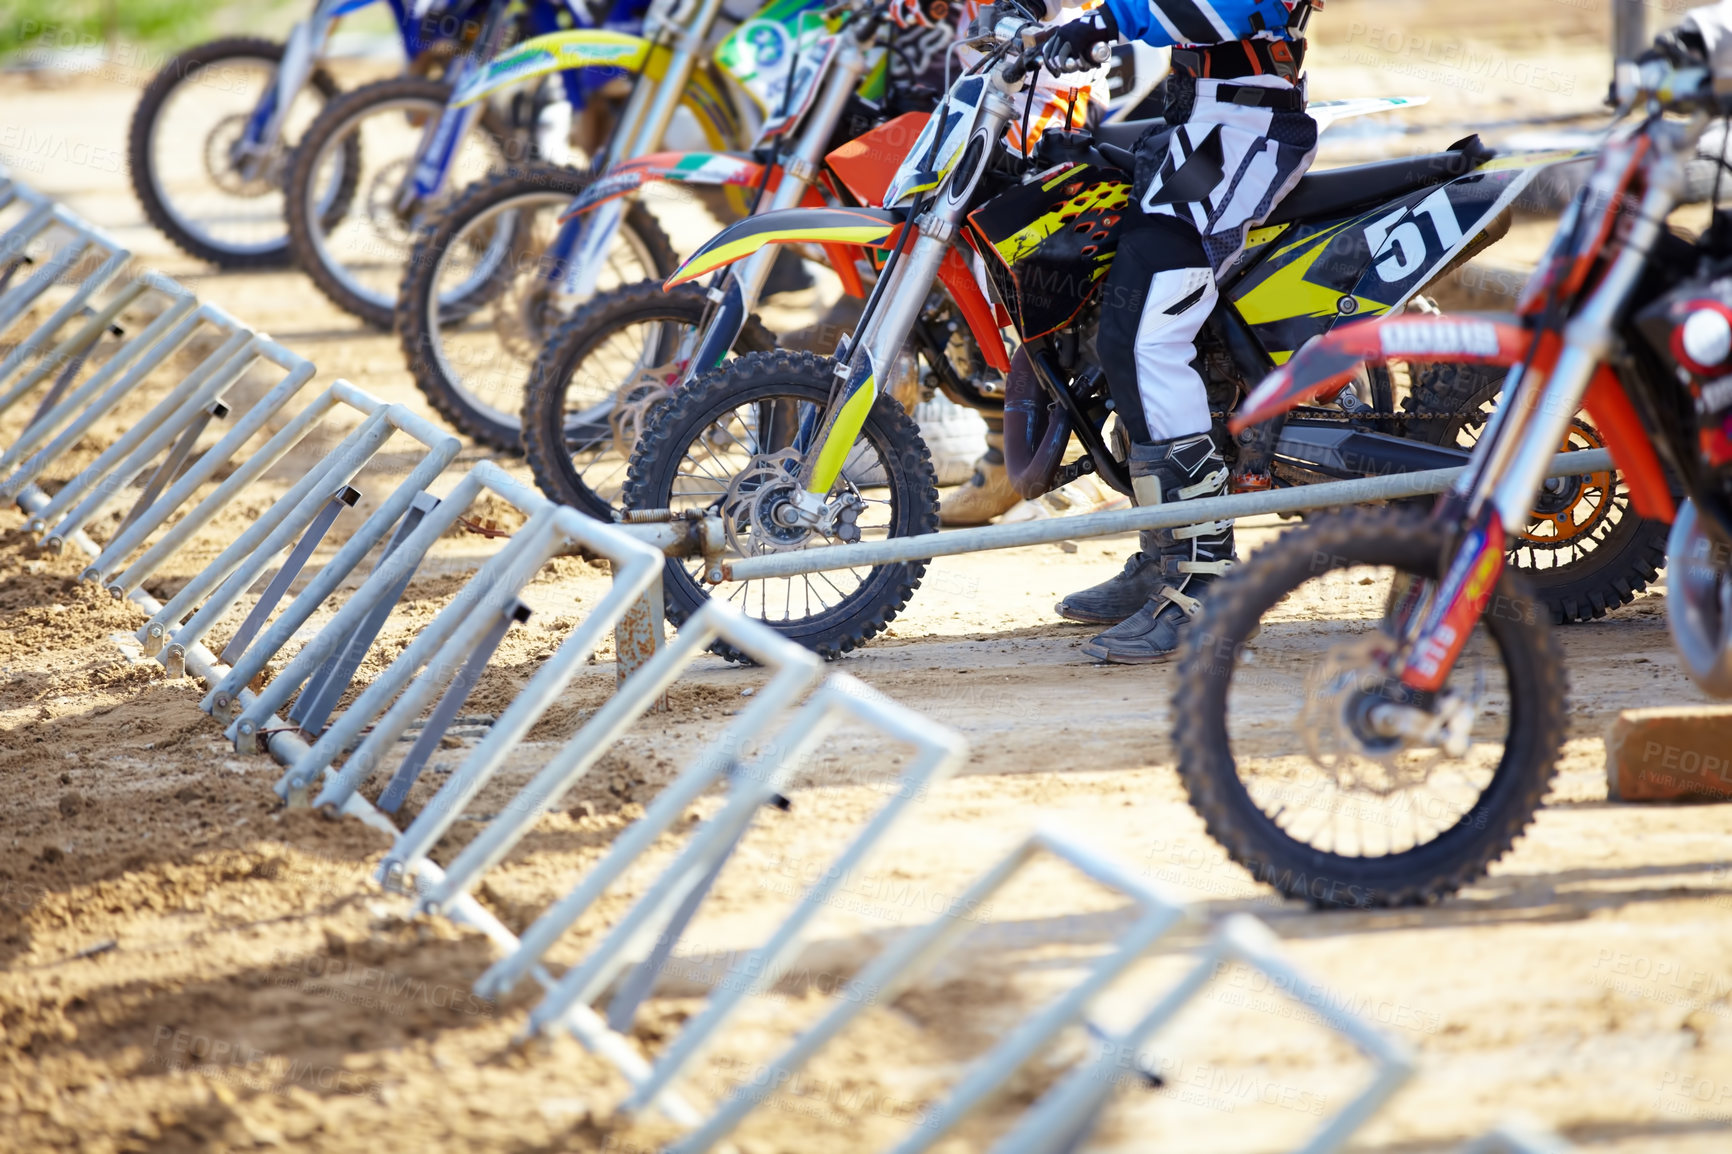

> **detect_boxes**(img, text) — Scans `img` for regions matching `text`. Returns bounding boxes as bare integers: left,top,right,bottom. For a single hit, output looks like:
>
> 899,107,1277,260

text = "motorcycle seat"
1266,136,1496,226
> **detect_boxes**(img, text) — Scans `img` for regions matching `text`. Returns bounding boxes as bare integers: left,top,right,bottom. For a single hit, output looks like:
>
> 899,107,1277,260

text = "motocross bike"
392,0,802,449
518,10,1420,518
395,0,1170,449
517,0,917,518
128,0,501,267
618,5,1630,660
285,0,645,327
1171,59,1732,909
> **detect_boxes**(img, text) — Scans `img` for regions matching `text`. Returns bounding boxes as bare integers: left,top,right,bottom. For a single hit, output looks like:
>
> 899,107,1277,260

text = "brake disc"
721,448,808,557
205,115,276,197
609,368,677,459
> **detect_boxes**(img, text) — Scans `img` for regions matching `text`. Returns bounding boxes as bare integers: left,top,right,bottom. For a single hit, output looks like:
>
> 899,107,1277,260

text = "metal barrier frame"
669,830,1412,1154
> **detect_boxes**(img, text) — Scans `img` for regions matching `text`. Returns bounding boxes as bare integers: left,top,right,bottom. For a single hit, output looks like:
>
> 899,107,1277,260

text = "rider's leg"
1056,213,1231,641
940,415,1020,525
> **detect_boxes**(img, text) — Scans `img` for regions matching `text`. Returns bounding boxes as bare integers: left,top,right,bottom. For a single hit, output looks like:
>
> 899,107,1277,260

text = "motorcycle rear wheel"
622,350,938,662
1173,504,1566,908
1406,361,1670,623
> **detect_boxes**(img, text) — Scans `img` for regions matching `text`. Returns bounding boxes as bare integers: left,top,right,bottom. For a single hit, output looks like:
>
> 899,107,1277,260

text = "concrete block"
1605,706,1732,802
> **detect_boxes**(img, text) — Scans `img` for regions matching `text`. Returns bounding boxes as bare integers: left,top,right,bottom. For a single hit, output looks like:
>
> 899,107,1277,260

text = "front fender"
1233,313,1677,524
665,207,906,288
1232,315,1532,433
561,152,827,220
453,30,650,107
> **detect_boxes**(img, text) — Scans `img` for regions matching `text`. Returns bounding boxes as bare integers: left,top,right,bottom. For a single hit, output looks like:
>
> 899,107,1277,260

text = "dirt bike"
393,0,811,449
127,0,512,267
284,0,642,327
515,0,925,517
1171,59,1732,909
516,11,1427,523
617,4,1640,660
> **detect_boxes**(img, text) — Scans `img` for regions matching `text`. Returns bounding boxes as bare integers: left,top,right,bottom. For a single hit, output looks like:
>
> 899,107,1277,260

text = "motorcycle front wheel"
286,75,513,328
395,164,676,451
622,350,939,662
522,281,773,520
128,36,352,267
1173,504,1566,908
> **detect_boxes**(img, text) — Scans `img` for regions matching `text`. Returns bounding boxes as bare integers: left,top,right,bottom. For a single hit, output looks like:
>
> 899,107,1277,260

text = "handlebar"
1612,59,1732,115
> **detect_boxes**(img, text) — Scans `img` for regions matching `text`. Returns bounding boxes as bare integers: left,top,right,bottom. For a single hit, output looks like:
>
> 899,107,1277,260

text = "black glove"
1043,8,1118,75
1643,27,1709,68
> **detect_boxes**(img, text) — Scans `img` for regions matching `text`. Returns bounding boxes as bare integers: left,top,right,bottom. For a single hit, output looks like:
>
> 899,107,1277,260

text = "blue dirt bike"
126,0,615,269
281,0,649,326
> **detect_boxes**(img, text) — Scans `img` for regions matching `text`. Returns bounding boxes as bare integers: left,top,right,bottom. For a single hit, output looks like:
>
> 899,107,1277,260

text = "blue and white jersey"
1101,0,1301,50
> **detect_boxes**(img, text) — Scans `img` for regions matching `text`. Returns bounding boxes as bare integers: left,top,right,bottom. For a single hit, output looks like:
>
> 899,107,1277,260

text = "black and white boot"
1080,433,1233,664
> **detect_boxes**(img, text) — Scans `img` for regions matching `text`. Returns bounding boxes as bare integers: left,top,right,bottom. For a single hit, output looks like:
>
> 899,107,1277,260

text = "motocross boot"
939,422,1021,526
1080,434,1233,664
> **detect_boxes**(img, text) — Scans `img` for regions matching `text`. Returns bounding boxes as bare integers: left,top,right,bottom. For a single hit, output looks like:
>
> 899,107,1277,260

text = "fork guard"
1234,312,1677,524
559,152,829,221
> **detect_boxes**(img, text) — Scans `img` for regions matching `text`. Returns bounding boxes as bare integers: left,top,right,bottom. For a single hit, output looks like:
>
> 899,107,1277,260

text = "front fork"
238,2,340,174
687,40,870,374
554,0,730,300
1391,168,1679,696
792,84,1020,503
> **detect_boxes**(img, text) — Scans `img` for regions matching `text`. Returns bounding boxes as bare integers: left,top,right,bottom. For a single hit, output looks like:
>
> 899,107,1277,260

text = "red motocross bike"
1172,60,1732,908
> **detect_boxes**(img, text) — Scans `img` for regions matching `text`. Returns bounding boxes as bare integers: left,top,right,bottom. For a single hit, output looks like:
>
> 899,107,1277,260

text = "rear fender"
1233,314,1677,523
453,30,651,107
561,152,828,220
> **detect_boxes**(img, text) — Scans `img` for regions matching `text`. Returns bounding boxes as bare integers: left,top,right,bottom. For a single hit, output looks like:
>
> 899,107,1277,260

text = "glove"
1043,8,1118,75
889,0,951,30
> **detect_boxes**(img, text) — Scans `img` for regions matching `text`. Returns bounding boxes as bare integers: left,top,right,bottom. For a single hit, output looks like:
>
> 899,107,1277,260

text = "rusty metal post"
613,561,667,711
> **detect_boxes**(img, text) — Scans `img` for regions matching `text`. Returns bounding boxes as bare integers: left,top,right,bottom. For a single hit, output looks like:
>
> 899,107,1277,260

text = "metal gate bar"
217,484,361,664
0,270,184,421
281,465,664,804
290,489,444,734
375,598,531,814
514,673,962,1114
712,448,1617,582
39,332,319,552
204,404,461,713
464,607,827,1000
0,201,128,342
1,300,232,504
995,912,1414,1154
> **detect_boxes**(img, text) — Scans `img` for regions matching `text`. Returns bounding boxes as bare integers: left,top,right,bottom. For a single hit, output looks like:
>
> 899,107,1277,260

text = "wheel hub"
1522,418,1614,549
206,115,276,197
1297,636,1473,791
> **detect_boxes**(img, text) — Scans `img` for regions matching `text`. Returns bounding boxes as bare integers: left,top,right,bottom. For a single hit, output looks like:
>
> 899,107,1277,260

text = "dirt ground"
3,3,1732,1152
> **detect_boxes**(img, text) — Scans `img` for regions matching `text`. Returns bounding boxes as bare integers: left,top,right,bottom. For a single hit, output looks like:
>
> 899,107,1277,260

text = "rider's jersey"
1101,0,1301,50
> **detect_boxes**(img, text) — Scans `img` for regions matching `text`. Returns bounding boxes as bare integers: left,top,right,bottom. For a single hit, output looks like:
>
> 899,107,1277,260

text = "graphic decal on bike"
561,152,786,219
452,30,648,106
1229,162,1551,362
968,164,1134,339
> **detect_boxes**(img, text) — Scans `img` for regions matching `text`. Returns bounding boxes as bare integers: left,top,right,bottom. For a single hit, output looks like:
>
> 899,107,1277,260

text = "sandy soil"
4,4,1732,1152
